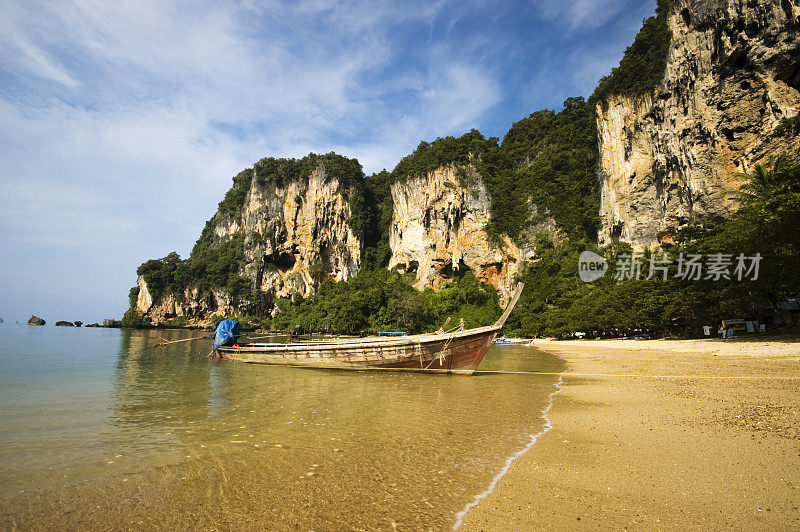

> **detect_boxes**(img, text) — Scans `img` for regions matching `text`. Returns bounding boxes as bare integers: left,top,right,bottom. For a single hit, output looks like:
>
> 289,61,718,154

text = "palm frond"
724,156,789,205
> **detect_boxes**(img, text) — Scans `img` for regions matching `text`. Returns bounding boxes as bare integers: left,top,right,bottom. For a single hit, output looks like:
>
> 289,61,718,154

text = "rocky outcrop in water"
596,0,800,247
55,321,75,326
27,316,45,326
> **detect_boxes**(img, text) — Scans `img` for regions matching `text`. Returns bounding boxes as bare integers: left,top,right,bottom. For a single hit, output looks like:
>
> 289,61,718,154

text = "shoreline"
461,338,800,529
453,376,563,530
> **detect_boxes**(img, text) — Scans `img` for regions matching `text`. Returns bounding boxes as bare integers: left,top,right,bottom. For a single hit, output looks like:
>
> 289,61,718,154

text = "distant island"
24,316,118,328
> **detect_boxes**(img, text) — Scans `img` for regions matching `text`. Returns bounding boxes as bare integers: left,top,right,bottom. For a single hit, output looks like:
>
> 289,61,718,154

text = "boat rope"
472,370,800,379
423,339,446,369
424,332,456,369
421,319,466,369
441,320,465,335
155,335,207,348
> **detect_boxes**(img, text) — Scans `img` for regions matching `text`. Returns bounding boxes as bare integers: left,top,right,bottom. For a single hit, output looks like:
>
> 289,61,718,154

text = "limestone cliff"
389,165,545,303
597,0,800,247
136,275,239,323
136,159,361,325
229,164,360,297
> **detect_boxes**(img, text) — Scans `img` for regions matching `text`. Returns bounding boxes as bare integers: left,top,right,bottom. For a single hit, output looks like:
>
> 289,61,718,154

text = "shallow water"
0,326,564,529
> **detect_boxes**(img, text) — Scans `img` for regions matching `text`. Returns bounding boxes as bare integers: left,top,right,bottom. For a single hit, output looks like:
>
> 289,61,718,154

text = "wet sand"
462,337,800,529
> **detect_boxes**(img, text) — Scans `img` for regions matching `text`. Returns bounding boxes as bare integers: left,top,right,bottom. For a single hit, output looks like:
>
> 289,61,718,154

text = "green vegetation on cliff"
591,0,674,105
357,170,394,270
502,96,600,240
181,235,249,295
391,130,501,184
216,169,253,217
134,236,248,300
506,160,800,337
135,252,184,302
774,116,800,138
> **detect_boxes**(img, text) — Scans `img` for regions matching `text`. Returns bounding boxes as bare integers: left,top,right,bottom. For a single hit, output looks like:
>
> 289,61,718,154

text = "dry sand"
462,337,800,530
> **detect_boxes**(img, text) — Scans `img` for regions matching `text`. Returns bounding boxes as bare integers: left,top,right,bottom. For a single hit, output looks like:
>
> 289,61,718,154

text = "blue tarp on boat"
212,320,240,352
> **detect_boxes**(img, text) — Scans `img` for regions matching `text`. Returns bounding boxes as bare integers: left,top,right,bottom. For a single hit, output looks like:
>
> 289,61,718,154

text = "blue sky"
0,0,656,323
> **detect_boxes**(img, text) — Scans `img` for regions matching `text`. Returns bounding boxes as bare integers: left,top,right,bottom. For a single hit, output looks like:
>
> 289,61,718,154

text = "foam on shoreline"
452,374,564,529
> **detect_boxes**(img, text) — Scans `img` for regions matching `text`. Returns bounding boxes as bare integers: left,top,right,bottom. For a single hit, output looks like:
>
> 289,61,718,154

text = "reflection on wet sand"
2,329,563,529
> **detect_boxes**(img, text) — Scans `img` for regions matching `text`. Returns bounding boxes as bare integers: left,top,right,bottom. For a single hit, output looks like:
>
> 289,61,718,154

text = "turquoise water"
0,326,563,529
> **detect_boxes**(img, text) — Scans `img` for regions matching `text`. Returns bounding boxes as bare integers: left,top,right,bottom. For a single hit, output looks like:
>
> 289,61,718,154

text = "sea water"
0,326,563,529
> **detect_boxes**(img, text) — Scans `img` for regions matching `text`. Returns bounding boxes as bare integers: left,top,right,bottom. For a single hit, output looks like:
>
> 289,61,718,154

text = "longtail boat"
217,283,524,375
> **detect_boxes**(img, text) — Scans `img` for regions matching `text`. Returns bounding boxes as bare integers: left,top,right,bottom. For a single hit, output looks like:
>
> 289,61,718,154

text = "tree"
727,157,790,205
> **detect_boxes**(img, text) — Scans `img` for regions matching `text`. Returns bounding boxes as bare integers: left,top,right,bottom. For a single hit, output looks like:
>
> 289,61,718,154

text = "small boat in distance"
217,283,524,375
494,337,532,345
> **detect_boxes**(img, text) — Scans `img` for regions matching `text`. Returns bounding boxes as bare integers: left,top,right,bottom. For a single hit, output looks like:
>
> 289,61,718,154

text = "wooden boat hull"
216,283,524,376
218,326,499,375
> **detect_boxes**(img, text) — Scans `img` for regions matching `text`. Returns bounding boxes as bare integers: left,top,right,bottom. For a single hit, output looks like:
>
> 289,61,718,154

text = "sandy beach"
462,337,800,529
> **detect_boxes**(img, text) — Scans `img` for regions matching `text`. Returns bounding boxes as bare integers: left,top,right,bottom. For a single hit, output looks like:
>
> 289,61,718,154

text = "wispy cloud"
0,3,79,87
534,0,631,31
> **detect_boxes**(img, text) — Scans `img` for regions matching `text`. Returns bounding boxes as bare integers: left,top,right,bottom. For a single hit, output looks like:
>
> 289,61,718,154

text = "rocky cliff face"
137,163,361,324
597,0,800,247
389,165,541,303
235,164,360,297
135,275,240,322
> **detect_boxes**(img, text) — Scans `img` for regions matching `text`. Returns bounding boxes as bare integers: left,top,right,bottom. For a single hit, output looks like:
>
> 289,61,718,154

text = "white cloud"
419,63,500,132
0,3,79,87
534,0,628,30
